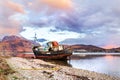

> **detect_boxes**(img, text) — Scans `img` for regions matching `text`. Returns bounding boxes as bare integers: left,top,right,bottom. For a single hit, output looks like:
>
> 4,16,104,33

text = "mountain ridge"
0,35,120,56
0,35,33,55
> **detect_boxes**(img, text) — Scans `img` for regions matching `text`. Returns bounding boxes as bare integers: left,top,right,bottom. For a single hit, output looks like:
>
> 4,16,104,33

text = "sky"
0,0,120,49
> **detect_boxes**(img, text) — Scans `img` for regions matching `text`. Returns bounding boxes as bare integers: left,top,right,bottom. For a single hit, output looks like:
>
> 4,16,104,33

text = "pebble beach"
5,57,120,80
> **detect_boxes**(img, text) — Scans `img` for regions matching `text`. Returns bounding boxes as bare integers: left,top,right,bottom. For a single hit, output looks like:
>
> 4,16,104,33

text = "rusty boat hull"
32,47,72,60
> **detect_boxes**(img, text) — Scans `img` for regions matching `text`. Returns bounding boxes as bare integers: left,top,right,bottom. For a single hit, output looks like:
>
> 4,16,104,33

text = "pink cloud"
6,1,25,14
41,0,73,10
28,0,74,13
103,44,118,49
0,0,25,37
0,18,23,35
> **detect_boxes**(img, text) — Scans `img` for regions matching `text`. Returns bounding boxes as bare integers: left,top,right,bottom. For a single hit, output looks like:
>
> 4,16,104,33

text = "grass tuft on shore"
0,56,15,80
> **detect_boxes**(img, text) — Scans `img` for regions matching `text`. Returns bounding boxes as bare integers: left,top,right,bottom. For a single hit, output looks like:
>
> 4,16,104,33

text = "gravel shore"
6,57,120,80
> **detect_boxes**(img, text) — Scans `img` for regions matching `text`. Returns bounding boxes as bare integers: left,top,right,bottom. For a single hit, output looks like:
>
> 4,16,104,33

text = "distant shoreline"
71,53,120,59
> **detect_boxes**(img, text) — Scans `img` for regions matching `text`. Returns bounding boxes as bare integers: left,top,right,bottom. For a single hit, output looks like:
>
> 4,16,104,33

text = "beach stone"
6,57,120,80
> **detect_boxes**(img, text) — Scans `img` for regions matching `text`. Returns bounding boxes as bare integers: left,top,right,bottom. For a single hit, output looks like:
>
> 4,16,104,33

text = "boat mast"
34,33,37,43
33,33,42,46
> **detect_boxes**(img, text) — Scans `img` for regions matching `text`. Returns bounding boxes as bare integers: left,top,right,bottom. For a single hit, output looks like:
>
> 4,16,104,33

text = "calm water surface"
69,53,120,77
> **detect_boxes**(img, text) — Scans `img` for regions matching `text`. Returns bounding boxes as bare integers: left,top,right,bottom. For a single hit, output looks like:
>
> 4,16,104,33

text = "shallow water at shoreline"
70,55,120,77
45,53,120,78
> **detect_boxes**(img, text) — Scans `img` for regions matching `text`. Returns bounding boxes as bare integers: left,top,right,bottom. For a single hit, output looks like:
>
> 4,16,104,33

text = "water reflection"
70,55,120,77
44,60,72,67
104,55,114,60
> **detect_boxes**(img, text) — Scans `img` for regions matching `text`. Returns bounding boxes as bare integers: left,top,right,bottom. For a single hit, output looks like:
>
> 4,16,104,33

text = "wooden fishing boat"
32,41,72,60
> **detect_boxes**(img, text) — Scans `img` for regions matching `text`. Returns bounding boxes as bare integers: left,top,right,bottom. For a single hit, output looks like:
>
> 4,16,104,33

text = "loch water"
47,52,120,78
69,53,120,78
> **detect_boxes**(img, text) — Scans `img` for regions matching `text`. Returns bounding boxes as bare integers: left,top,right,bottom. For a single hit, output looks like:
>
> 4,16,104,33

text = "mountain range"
0,35,120,56
70,44,106,52
0,36,33,53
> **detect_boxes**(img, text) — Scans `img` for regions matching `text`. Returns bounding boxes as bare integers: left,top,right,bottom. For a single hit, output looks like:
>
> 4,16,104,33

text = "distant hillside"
106,47,120,53
0,35,34,54
70,44,106,52
114,47,120,52
68,44,120,53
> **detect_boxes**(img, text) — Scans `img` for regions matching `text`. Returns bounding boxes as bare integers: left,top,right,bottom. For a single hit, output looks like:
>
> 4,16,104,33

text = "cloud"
26,0,120,32
21,0,120,48
5,1,25,14
0,0,25,15
0,0,25,38
41,0,73,10
20,26,80,42
61,26,120,48
26,1,80,32
20,0,75,30
59,0,120,48
28,0,73,11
